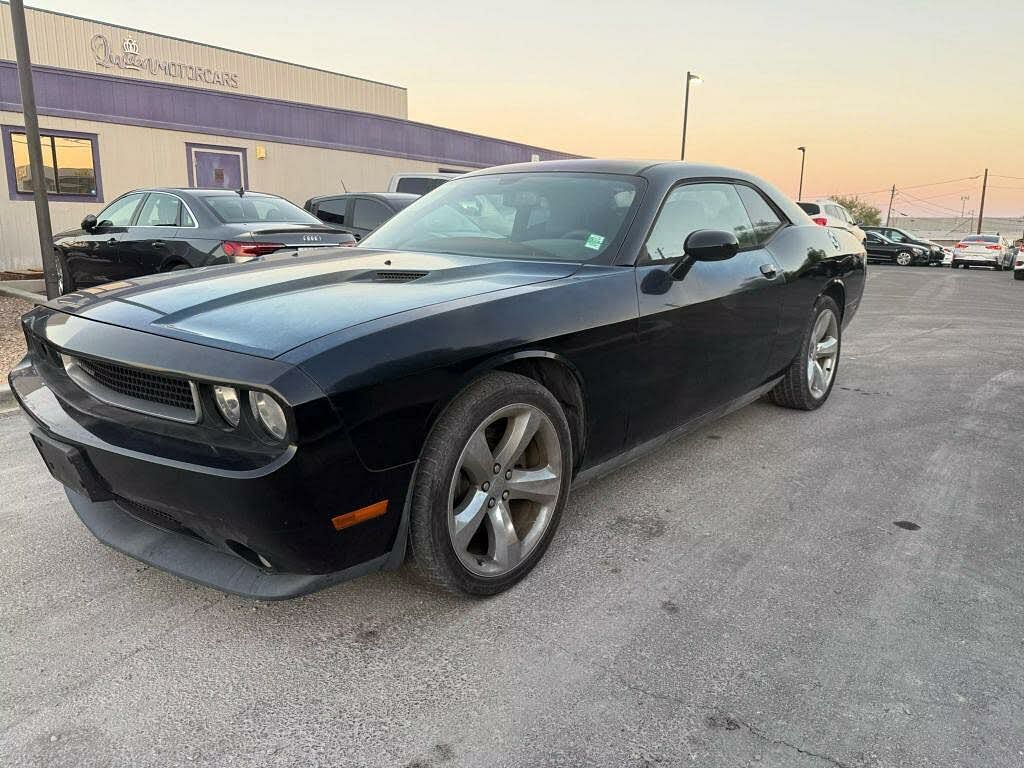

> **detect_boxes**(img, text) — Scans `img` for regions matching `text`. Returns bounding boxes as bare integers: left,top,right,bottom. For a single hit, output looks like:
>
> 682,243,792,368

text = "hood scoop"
371,270,429,282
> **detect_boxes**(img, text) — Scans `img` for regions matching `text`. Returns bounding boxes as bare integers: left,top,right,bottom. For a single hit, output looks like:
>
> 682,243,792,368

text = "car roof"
307,192,420,204
463,158,780,185
138,188,285,199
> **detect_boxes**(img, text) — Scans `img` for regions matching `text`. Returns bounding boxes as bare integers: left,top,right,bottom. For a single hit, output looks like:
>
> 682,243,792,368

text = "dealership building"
0,3,577,272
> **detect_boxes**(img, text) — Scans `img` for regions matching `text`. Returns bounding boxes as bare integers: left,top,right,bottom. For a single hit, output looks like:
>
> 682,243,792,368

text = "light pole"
960,195,969,217
680,71,702,161
796,146,806,200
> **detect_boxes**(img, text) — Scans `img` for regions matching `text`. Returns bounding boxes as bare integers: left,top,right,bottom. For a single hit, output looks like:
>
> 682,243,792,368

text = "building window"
2,126,102,202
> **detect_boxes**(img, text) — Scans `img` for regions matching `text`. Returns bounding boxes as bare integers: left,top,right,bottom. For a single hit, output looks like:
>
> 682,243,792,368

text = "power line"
895,190,964,215
809,174,983,200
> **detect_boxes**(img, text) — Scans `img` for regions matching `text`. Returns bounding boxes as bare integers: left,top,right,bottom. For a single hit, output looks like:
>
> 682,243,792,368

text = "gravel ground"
0,294,31,379
1,266,1023,767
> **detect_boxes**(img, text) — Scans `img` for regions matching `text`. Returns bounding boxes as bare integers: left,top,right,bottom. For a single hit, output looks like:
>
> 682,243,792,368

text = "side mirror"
684,229,740,262
81,214,97,231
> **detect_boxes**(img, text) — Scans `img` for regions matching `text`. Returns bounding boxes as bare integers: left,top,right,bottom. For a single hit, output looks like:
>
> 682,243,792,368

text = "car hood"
48,248,580,358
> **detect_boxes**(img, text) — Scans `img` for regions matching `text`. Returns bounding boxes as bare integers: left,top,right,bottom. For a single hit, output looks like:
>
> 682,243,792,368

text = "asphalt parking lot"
2,266,1023,768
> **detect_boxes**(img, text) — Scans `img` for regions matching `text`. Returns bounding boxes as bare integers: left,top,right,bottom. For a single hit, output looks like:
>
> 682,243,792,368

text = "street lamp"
796,146,807,200
960,195,969,217
680,71,703,161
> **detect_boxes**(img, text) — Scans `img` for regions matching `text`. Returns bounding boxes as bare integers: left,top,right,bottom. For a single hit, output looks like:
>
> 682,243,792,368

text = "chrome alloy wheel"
807,308,839,399
55,257,65,295
896,251,913,266
447,403,563,578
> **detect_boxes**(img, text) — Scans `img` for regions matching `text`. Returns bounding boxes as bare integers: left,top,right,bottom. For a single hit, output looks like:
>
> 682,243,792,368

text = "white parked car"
386,171,463,195
797,199,866,242
1013,249,1023,281
951,235,1010,270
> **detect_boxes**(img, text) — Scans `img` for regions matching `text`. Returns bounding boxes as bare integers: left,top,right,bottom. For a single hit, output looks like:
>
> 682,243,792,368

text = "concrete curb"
0,281,46,304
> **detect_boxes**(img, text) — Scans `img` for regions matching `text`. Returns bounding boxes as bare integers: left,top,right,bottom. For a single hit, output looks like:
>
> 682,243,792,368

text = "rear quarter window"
797,202,820,216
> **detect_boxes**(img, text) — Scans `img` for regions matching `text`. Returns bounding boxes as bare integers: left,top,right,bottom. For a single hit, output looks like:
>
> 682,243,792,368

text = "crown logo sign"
122,37,139,55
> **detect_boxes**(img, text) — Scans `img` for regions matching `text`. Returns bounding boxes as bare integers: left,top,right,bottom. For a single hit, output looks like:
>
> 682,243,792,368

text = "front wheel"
54,251,74,295
408,372,573,595
895,251,913,267
770,295,841,411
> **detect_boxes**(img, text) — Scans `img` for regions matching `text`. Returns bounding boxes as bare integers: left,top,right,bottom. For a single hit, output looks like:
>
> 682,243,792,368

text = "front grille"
76,357,194,411
115,496,202,540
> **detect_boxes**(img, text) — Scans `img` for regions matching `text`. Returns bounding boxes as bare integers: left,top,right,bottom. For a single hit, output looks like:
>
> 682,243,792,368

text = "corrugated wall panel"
0,2,408,118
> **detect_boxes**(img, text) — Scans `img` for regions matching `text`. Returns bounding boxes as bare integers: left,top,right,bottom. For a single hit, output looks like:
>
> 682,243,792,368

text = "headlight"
213,385,241,427
249,391,288,440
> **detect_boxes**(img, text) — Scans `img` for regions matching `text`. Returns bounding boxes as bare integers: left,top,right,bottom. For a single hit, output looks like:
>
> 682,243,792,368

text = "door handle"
759,263,778,279
107,238,117,244
152,241,166,248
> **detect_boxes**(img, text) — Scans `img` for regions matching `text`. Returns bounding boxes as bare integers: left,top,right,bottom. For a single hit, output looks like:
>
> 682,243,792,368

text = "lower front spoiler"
67,489,392,600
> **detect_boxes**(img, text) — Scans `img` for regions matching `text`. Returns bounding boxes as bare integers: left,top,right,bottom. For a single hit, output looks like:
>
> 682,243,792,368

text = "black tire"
994,264,1003,272
1014,271,1024,281
169,263,191,272
54,250,74,295
408,372,573,596
769,295,842,411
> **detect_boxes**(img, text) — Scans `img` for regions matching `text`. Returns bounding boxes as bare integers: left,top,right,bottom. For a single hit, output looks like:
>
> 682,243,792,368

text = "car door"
67,192,147,285
629,181,784,445
349,197,394,240
120,192,198,277
864,232,893,261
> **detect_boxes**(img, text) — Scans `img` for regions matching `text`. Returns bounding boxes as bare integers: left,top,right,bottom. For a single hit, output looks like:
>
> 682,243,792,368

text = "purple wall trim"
1,123,104,202
0,61,581,169
184,143,249,189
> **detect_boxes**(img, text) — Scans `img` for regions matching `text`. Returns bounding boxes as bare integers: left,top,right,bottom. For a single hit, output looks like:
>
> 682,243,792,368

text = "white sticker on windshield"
585,233,605,250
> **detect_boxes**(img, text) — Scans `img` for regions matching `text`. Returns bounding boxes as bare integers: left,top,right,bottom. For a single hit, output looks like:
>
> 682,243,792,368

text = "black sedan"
10,160,865,599
303,192,419,241
53,188,357,294
864,231,931,266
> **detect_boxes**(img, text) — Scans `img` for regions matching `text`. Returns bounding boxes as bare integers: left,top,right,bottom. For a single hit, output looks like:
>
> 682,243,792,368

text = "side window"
645,182,755,261
180,204,196,227
136,193,183,226
887,230,906,242
353,198,392,230
734,185,784,245
96,192,146,227
316,197,347,225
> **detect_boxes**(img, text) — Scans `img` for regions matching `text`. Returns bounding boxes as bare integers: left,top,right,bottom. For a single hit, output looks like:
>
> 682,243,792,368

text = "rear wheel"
408,372,572,595
770,295,841,411
1014,271,1024,281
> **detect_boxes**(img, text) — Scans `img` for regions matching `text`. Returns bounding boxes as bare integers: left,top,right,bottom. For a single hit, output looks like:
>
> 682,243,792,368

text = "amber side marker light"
332,500,388,531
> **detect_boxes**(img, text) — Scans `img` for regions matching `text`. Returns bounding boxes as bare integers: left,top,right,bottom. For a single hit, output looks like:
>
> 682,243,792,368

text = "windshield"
204,194,322,225
361,172,643,262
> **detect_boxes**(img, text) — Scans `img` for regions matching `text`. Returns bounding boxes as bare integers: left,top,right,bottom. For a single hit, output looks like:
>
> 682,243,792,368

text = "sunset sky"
28,0,1024,217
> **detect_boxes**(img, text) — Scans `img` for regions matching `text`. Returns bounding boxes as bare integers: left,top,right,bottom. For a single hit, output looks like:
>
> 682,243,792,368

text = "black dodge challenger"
10,160,865,599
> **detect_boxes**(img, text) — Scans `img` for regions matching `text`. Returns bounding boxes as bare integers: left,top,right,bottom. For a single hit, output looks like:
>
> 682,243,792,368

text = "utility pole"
976,168,988,235
960,196,969,217
9,0,57,299
885,185,896,226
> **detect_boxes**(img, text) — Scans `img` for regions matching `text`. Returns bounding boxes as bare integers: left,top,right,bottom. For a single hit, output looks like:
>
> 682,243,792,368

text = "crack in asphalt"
618,680,856,768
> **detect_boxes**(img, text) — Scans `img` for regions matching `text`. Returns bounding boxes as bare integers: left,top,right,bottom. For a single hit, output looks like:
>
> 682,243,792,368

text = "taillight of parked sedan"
812,217,828,226
985,245,1002,250
221,241,287,262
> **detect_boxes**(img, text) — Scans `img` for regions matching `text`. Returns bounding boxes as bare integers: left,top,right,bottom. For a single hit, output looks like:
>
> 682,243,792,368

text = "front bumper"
9,318,415,599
